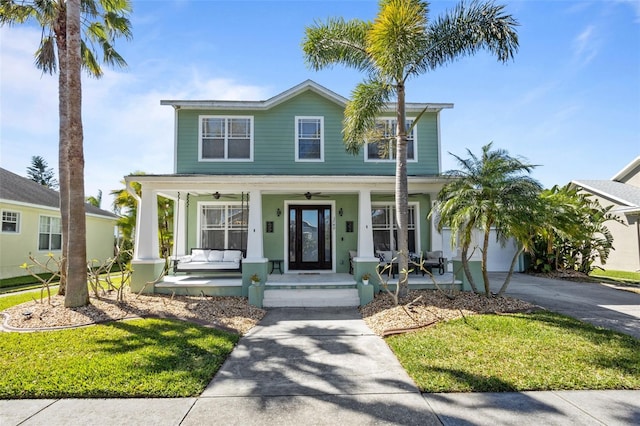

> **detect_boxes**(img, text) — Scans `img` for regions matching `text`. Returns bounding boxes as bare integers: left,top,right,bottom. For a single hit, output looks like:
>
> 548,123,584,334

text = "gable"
170,81,448,177
612,156,640,187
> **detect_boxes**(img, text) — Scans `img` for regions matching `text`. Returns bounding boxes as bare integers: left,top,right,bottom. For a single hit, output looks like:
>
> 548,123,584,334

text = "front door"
288,205,332,270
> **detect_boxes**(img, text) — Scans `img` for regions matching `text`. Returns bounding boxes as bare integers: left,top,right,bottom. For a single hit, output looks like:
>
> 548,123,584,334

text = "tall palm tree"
436,143,542,297
303,0,519,297
1,0,131,304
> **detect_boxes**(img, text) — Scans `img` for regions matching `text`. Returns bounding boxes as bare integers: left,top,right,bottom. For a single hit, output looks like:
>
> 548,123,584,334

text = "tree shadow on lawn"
89,319,239,397
507,311,640,377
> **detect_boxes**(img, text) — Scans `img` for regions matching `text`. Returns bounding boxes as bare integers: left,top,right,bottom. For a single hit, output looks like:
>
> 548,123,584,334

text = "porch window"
366,118,416,161
199,203,248,249
295,116,324,161
1,210,20,233
371,204,417,253
199,116,253,161
39,216,62,251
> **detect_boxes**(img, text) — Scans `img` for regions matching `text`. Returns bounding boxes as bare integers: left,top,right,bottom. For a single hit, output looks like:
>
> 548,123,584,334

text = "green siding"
175,90,440,176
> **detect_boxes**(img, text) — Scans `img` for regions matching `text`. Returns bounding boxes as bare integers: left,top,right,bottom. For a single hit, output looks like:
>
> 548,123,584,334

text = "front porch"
153,272,462,307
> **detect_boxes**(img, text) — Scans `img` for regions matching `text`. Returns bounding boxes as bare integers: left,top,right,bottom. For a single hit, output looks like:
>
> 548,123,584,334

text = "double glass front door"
288,205,332,270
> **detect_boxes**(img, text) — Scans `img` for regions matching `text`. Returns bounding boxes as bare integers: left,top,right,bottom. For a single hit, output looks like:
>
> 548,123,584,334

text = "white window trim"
294,116,324,162
196,201,249,248
1,210,21,234
365,117,418,163
371,202,421,253
198,115,254,162
38,214,62,252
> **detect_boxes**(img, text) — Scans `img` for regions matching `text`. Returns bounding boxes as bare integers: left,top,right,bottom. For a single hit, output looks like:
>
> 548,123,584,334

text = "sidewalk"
2,307,638,425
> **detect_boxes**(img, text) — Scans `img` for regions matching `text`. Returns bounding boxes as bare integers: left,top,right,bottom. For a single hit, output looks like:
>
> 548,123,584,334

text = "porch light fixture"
213,192,221,199
338,208,343,216
276,208,281,217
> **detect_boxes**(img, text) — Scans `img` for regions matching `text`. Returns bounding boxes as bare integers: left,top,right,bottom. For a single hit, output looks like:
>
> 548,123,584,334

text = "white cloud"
573,24,600,67
0,25,271,209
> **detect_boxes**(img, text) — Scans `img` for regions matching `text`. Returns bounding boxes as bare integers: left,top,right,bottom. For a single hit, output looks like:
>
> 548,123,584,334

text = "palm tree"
86,189,102,207
436,143,542,297
1,0,131,305
303,0,519,298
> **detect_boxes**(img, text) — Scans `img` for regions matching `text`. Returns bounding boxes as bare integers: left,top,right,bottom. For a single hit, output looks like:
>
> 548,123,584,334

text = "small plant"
250,273,260,284
361,273,371,281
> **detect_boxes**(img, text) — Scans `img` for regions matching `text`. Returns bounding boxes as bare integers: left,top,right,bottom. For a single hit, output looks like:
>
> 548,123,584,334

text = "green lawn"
0,318,238,398
590,269,640,284
387,311,640,393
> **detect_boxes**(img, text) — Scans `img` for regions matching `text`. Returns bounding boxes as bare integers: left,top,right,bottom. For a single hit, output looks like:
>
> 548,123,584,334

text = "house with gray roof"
572,156,640,272
0,167,118,279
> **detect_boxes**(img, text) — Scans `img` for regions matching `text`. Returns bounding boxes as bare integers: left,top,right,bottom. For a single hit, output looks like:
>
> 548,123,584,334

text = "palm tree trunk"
497,246,524,296
461,243,479,293
395,81,409,299
54,6,68,296
64,0,88,308
482,222,492,297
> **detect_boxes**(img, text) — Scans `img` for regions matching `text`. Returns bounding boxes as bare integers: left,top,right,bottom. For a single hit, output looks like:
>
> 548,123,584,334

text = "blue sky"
1,0,639,209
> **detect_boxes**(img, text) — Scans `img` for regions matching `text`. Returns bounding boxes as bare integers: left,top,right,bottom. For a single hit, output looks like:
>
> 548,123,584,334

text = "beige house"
572,156,640,272
0,168,118,279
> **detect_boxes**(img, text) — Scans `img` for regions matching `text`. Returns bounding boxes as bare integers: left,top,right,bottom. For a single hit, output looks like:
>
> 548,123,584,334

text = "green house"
126,80,455,306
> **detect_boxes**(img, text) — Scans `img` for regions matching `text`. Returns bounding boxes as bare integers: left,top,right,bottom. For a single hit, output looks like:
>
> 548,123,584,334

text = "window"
200,116,253,160
366,118,416,161
199,203,248,249
39,216,62,251
371,204,417,253
295,116,324,161
1,210,20,233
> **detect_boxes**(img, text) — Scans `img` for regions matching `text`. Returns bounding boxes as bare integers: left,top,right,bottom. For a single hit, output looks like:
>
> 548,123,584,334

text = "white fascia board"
160,80,453,112
611,156,640,182
0,199,118,220
126,174,450,194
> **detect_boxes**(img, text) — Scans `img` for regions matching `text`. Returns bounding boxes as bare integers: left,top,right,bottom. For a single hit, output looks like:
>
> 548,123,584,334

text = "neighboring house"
572,156,640,273
0,167,118,279
126,80,517,304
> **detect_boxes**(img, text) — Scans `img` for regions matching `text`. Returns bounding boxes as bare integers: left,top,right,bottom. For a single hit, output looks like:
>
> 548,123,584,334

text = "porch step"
263,287,360,308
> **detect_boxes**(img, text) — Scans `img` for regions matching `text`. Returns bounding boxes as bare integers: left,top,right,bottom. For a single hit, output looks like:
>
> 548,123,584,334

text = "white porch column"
173,195,187,257
245,189,265,260
430,199,444,252
134,187,160,260
357,189,375,258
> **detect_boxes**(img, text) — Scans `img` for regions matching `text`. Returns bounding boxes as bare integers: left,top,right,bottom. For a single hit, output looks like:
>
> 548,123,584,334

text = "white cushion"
208,250,224,262
191,249,210,262
223,250,242,263
178,255,192,263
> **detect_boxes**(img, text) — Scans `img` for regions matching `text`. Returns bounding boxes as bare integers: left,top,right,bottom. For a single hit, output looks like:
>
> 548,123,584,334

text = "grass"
590,269,640,284
0,318,239,398
387,311,640,393
0,288,59,311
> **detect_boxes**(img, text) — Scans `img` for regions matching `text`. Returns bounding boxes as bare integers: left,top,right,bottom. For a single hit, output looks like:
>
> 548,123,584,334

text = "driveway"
490,272,640,339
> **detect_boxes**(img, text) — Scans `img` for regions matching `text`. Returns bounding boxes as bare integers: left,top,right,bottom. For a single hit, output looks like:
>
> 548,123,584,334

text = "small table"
270,259,284,274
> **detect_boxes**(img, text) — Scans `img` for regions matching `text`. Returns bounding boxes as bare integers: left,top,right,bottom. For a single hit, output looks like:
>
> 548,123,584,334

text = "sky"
1,0,639,211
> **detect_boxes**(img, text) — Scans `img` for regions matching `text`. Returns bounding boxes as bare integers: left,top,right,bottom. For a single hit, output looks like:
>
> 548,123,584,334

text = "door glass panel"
289,209,296,263
302,209,318,262
324,208,331,260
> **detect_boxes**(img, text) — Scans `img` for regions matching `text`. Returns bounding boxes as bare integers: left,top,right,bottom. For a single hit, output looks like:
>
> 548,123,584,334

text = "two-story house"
127,80,455,306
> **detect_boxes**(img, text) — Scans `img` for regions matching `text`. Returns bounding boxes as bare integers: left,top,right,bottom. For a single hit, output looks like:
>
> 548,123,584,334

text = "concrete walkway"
3,305,639,425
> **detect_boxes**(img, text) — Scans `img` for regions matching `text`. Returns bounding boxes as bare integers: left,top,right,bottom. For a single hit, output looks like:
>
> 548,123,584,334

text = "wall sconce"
338,208,343,217
213,192,221,199
276,208,281,217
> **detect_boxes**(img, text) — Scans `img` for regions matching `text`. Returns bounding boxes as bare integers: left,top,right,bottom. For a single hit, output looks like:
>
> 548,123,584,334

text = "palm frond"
343,79,392,155
302,17,373,73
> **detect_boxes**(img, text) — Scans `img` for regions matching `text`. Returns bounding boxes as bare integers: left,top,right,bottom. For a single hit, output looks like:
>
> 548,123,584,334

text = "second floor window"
366,118,416,162
200,116,253,161
295,116,324,161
